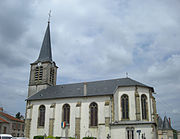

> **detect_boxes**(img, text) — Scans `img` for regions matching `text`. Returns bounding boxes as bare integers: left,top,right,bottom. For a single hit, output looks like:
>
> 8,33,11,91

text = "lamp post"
44,133,47,139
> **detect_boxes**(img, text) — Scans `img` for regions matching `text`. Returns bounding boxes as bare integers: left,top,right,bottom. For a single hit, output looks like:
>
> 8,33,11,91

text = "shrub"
55,137,61,139
33,136,44,139
45,136,55,139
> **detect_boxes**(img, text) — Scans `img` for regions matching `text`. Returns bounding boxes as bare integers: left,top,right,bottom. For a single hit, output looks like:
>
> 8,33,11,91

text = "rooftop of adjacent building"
157,115,173,130
0,108,24,123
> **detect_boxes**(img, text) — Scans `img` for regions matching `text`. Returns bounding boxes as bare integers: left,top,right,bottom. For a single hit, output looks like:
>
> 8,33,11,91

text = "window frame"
89,102,98,127
38,105,46,127
62,104,70,125
126,127,134,139
121,94,129,120
141,94,148,120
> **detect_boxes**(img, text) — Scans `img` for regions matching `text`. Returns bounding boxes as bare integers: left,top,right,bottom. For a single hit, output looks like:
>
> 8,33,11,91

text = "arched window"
62,104,70,124
38,105,45,126
89,102,98,126
141,94,148,120
121,94,129,119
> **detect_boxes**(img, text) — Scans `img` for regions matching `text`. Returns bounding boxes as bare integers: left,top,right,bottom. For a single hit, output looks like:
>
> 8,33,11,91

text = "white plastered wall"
28,95,111,139
113,86,154,122
111,124,156,139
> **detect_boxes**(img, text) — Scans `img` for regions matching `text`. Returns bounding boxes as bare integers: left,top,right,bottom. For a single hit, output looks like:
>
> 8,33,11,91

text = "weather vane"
48,10,52,23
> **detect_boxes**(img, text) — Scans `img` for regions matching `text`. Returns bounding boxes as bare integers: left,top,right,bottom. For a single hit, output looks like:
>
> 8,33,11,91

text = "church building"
25,22,158,139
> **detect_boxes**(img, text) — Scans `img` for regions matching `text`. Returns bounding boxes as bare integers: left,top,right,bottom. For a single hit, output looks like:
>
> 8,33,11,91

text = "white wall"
114,86,154,122
28,96,111,139
111,124,156,139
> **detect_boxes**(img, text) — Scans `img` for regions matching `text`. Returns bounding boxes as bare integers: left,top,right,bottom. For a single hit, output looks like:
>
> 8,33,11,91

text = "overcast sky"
0,0,180,130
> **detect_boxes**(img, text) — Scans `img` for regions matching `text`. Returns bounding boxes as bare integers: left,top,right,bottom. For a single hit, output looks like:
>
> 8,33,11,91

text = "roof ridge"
56,77,135,86
0,117,9,123
27,77,154,101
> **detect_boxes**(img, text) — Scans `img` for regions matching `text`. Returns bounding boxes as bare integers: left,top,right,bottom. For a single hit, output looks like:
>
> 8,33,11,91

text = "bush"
34,136,76,139
45,136,55,139
33,136,44,139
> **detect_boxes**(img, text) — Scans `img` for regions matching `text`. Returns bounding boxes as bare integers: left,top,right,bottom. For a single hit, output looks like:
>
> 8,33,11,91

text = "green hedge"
33,136,44,139
34,136,76,139
45,136,55,139
33,136,76,139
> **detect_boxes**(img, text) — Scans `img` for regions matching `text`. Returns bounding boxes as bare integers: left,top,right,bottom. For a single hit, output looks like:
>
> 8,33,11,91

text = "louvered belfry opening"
35,66,43,81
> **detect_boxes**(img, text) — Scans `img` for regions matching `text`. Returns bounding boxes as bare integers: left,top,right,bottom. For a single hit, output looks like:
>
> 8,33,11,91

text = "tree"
16,112,21,119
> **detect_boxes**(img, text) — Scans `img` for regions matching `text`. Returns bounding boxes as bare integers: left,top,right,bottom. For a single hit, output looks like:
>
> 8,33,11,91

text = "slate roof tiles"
27,77,153,101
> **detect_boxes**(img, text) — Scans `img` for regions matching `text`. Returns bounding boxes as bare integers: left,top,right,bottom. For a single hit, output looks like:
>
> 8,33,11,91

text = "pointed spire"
36,22,52,63
163,116,172,130
157,116,163,129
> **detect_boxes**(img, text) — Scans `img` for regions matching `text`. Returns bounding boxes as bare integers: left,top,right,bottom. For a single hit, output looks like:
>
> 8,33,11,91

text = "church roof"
33,22,52,63
27,77,154,101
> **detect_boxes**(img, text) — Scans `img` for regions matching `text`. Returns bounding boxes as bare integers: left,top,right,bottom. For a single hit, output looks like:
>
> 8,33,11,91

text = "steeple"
35,22,52,63
163,116,172,130
28,21,58,97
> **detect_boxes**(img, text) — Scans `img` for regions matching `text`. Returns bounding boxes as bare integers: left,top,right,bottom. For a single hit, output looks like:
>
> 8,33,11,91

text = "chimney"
0,107,3,112
84,82,87,96
168,117,171,126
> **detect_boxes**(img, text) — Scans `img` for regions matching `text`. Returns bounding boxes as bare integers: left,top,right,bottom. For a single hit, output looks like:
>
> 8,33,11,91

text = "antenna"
48,10,52,23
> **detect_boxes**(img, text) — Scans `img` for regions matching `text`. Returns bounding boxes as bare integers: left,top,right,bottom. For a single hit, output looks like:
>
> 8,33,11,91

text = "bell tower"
28,22,58,97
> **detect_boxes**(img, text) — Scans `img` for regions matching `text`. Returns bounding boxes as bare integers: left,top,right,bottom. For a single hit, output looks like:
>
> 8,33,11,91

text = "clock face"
37,62,42,66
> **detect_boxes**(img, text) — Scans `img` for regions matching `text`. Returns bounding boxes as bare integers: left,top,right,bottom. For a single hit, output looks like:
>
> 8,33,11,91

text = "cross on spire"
48,10,51,23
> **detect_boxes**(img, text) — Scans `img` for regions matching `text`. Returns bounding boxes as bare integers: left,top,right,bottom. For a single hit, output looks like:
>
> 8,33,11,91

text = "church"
25,22,158,139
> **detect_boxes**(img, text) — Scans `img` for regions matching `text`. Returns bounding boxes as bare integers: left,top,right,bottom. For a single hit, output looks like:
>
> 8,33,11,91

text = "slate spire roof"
157,116,163,129
158,116,172,130
34,22,52,63
163,116,172,130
